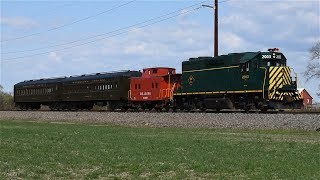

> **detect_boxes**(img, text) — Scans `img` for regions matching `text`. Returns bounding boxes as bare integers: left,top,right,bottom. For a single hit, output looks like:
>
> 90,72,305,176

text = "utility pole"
214,0,218,57
202,0,218,57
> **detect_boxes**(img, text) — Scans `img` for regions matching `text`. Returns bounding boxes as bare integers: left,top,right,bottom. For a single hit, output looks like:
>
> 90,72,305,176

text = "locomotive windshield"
261,52,286,67
266,60,286,67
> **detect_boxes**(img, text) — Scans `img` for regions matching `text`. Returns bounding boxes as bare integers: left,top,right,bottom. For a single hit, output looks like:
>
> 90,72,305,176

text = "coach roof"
15,70,141,86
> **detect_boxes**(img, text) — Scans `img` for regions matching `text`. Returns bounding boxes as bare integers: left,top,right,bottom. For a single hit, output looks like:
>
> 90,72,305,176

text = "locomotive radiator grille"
268,67,302,101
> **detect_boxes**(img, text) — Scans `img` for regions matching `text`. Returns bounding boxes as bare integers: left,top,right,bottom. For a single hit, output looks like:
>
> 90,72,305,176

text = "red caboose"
129,67,181,110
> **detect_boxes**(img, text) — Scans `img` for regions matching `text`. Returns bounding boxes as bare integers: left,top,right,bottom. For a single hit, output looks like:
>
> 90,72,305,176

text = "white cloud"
48,52,62,63
124,43,146,54
220,15,262,35
0,16,38,28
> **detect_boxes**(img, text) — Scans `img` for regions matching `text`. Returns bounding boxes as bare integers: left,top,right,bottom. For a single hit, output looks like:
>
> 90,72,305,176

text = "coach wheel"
35,104,41,110
200,108,206,112
87,104,93,110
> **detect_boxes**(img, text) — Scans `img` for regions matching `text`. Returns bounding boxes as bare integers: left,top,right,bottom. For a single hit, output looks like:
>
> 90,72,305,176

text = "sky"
1,0,320,102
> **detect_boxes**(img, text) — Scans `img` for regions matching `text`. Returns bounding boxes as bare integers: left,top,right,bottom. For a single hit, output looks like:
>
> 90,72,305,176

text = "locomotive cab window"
241,62,250,72
266,60,284,67
267,61,271,67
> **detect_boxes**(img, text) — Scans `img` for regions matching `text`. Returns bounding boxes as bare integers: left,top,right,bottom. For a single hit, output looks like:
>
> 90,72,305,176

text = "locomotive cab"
261,48,303,109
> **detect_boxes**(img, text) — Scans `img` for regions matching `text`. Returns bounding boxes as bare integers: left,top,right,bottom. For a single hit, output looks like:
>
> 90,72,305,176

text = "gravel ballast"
0,111,319,130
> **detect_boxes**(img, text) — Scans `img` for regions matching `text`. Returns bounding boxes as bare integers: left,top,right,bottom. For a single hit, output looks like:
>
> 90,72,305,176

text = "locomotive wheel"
163,106,170,112
121,107,128,112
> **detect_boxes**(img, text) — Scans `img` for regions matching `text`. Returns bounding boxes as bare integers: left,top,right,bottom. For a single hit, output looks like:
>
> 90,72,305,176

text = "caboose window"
138,84,141,89
152,83,154,88
153,69,158,74
156,83,158,88
135,84,137,89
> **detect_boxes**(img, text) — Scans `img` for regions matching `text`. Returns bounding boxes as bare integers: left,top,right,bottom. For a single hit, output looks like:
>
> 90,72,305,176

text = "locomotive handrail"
290,68,299,88
260,67,267,99
128,90,131,100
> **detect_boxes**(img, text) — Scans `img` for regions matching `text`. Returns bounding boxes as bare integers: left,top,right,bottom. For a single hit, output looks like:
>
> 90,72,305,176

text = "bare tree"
304,42,320,96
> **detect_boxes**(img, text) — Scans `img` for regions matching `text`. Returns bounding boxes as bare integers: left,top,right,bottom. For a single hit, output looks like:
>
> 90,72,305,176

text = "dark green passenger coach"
14,71,142,110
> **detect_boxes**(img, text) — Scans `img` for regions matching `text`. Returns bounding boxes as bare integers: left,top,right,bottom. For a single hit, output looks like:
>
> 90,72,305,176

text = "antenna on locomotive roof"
202,0,218,57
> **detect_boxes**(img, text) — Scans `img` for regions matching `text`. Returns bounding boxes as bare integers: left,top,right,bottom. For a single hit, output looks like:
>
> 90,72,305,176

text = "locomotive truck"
14,48,303,111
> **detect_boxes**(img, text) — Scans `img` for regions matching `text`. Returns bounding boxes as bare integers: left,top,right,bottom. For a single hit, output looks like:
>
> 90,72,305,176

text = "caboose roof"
143,67,176,70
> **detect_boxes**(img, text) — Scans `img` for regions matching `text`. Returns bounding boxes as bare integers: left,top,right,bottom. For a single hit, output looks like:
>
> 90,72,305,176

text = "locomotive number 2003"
262,55,272,59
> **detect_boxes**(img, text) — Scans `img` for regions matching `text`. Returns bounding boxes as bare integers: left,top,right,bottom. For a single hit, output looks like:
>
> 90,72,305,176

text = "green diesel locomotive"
174,48,303,111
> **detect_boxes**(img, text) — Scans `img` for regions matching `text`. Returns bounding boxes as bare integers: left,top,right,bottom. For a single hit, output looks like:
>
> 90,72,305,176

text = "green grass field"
0,119,319,179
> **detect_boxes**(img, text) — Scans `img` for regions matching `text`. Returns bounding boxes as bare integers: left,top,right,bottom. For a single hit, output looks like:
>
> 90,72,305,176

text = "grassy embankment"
0,119,319,179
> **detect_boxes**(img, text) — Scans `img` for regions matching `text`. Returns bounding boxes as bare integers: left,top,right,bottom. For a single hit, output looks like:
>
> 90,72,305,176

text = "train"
14,48,303,111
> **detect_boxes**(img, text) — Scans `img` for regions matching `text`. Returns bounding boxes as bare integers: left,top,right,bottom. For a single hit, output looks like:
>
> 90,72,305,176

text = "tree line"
0,85,14,110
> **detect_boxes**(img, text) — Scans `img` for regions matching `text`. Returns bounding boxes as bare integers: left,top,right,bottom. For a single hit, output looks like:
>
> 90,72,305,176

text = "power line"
219,0,232,3
0,0,136,43
2,6,203,62
2,0,209,55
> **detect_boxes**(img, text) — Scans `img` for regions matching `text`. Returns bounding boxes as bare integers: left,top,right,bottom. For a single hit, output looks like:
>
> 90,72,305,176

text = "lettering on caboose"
140,92,151,96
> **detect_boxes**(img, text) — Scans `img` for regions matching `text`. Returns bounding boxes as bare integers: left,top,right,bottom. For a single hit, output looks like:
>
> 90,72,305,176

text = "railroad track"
1,109,319,114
